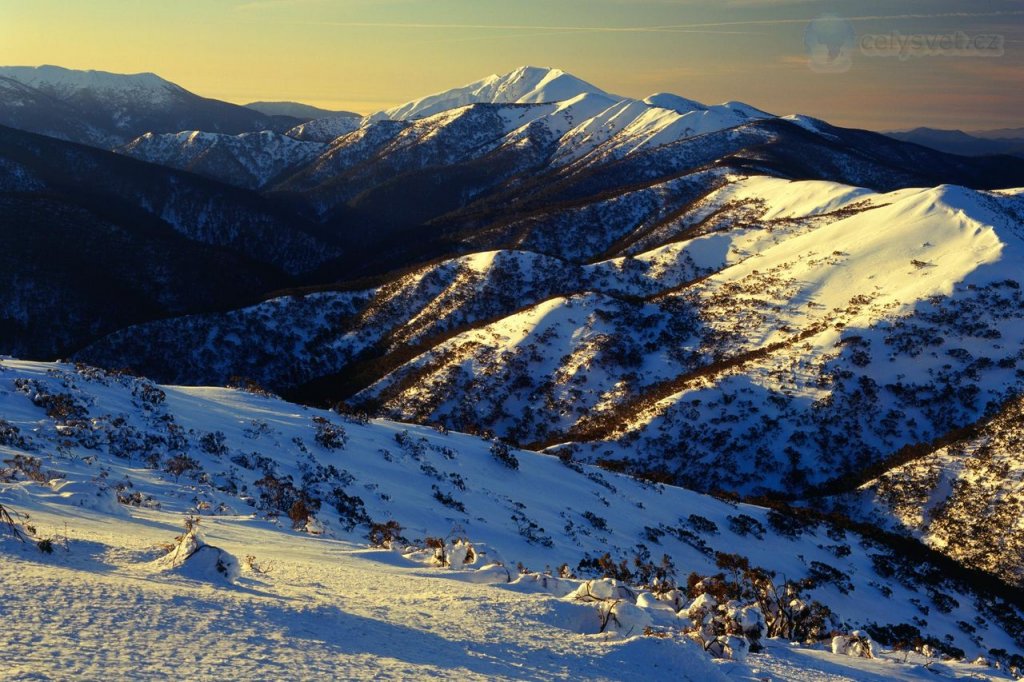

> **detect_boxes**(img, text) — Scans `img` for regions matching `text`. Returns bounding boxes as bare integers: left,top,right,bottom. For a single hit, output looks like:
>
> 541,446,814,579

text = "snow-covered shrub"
831,630,875,658
367,520,403,548
431,485,466,513
726,514,765,540
1,454,55,483
806,560,854,595
155,518,239,582
489,440,519,470
312,416,347,450
445,539,477,567
198,430,228,456
687,514,719,535
0,418,31,449
683,591,762,661
329,487,370,531
686,553,833,649
164,454,201,481
571,579,650,635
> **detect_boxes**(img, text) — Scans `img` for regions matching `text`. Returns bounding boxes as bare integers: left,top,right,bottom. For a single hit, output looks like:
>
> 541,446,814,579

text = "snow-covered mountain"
285,114,363,142
4,62,1024,677
370,65,615,121
0,124,343,358
76,176,1024,510
0,65,283,146
1,358,1022,678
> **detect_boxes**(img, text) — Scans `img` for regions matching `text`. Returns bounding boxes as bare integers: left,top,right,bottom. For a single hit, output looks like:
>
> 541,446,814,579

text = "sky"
0,0,1021,131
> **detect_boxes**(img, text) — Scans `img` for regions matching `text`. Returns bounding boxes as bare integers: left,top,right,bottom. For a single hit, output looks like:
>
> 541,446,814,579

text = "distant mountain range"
244,100,360,120
0,65,293,146
886,127,1024,158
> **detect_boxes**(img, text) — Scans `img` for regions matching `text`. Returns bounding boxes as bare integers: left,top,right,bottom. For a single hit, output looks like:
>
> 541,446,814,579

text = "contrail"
236,10,1024,34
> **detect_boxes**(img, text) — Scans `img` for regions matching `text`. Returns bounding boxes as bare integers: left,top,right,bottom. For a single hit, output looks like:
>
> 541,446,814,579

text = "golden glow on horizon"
0,0,1021,130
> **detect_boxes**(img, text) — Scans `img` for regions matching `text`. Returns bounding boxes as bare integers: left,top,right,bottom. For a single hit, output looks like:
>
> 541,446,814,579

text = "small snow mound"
508,571,575,596
152,523,239,582
571,578,635,602
52,479,125,516
831,630,875,658
597,635,729,681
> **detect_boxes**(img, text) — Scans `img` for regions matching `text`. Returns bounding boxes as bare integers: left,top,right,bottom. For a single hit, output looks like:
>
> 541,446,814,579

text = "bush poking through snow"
164,454,201,481
312,416,347,450
0,502,28,542
155,517,239,582
683,592,758,662
367,520,403,549
422,536,477,568
568,579,658,636
489,441,519,470
243,554,275,575
831,630,875,658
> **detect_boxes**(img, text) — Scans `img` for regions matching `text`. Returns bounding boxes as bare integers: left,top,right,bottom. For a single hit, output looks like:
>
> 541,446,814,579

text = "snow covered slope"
285,115,363,142
118,130,327,189
77,176,1024,504
347,179,1024,492
838,395,1024,587
1,358,1022,678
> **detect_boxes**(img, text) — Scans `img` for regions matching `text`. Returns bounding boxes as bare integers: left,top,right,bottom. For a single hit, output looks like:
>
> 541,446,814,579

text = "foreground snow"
1,358,1022,678
0,503,1012,681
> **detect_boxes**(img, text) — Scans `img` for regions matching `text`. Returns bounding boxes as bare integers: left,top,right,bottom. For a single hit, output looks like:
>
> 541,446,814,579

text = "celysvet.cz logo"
860,31,1004,60
804,14,1004,73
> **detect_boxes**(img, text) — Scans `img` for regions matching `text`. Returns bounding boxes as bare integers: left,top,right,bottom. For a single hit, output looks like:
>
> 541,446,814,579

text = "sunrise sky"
1,0,1021,131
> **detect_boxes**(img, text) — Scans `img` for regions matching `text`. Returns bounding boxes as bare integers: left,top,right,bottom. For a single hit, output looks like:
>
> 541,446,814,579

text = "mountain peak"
0,64,186,104
643,92,708,113
374,65,611,121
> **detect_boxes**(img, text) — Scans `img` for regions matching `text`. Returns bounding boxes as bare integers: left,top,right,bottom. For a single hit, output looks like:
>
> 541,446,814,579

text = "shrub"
688,514,719,535
490,441,519,470
165,454,201,481
199,431,228,456
727,514,766,540
312,416,347,450
582,511,608,531
431,486,466,513
288,499,313,529
368,520,403,548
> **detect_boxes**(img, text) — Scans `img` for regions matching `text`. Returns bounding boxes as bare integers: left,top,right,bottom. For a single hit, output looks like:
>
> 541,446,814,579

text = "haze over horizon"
1,1,1022,132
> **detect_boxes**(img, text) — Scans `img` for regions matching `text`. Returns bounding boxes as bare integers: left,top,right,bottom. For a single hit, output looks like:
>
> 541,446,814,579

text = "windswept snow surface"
1,506,1013,681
